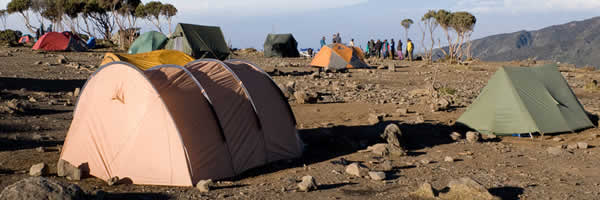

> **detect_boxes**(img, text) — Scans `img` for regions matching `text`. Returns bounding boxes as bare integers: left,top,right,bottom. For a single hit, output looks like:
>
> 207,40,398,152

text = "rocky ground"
0,47,600,199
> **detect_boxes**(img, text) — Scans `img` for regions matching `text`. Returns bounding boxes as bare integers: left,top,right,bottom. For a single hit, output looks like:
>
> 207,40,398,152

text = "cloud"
454,0,600,14
164,0,368,16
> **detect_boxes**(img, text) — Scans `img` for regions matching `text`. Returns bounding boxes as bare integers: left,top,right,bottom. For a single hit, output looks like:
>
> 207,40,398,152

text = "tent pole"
529,132,534,141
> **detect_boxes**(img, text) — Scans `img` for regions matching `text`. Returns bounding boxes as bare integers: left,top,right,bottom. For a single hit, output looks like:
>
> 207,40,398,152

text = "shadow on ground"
230,120,459,180
0,77,86,92
488,186,525,200
90,192,171,200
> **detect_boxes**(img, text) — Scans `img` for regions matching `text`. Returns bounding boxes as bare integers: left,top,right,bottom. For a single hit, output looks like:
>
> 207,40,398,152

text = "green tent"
457,64,593,136
263,33,300,58
128,31,167,54
165,23,230,60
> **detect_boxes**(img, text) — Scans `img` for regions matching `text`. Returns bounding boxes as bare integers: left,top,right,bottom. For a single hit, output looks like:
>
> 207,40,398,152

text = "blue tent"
86,37,96,49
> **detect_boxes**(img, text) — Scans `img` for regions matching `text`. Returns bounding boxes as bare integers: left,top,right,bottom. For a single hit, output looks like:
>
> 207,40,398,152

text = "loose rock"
368,171,386,181
450,132,462,141
29,163,47,177
294,91,318,104
466,131,481,143
410,182,436,199
444,156,455,162
345,163,368,177
0,177,85,200
366,143,388,156
577,142,589,149
196,179,213,193
57,159,82,181
297,176,317,192
439,177,500,200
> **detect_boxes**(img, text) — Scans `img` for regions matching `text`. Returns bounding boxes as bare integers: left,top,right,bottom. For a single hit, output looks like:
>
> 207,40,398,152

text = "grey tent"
457,64,593,136
263,33,300,57
165,23,230,60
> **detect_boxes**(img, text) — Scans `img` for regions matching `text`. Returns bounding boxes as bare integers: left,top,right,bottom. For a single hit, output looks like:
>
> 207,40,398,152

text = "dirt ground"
1,47,600,199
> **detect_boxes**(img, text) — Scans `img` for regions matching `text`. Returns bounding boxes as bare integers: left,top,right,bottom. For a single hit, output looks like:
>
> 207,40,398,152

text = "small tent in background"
310,43,368,70
263,33,300,57
33,32,87,51
165,23,230,60
100,50,194,70
18,35,34,44
86,37,96,49
457,64,594,136
128,31,167,54
61,59,301,186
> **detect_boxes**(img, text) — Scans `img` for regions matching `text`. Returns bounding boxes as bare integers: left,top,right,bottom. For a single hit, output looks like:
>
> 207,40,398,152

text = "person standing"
397,39,403,60
375,39,382,58
407,39,414,61
383,39,389,59
349,38,355,47
336,33,342,43
367,40,374,57
332,34,337,43
320,36,326,47
390,39,395,60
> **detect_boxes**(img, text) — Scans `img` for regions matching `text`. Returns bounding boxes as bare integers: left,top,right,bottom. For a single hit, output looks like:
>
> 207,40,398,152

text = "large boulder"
0,177,85,200
439,177,500,200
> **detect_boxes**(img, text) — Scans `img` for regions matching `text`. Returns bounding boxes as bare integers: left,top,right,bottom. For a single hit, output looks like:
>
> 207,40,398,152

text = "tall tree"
450,11,476,61
421,10,438,63
63,0,85,33
161,3,176,34
116,0,141,47
142,1,163,33
434,9,454,61
401,18,413,41
0,10,7,29
81,0,114,39
6,0,35,33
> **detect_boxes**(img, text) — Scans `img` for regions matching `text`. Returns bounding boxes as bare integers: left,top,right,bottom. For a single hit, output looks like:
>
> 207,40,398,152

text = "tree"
434,9,454,61
116,0,142,47
421,10,438,63
449,11,476,61
6,0,35,33
142,1,163,33
161,3,176,34
63,0,85,33
81,0,114,39
401,18,413,41
0,10,8,29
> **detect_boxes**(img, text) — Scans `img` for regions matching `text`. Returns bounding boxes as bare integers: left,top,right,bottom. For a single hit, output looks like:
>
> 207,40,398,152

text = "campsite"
0,1,600,200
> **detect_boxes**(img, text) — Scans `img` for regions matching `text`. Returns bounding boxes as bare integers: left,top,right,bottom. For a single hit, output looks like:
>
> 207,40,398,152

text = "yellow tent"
100,50,195,70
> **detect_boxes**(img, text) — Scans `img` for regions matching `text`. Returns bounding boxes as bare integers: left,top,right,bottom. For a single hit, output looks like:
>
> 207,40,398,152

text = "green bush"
0,29,23,47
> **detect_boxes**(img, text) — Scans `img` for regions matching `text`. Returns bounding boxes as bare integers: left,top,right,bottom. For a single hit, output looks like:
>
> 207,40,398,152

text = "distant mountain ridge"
436,16,600,67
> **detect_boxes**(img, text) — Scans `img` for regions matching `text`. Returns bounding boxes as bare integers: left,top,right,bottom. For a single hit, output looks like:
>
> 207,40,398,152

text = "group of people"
366,38,414,61
321,33,344,47
319,34,413,61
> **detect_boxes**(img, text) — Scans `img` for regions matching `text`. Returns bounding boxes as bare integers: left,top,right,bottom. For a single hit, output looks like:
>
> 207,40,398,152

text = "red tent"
18,35,34,44
32,32,87,51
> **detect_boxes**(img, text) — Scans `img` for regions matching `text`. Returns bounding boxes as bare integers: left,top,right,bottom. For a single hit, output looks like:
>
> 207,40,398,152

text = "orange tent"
310,44,368,70
61,59,302,186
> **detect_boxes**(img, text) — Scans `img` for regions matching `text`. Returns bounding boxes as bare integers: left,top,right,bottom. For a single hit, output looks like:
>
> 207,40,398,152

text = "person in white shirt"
349,38,355,47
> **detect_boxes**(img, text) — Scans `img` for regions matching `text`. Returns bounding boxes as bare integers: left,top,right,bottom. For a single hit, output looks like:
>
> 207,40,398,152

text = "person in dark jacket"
390,39,395,60
367,40,374,57
375,39,382,58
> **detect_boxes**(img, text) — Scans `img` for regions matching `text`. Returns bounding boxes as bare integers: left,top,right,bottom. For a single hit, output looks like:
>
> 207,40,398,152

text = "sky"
1,0,599,51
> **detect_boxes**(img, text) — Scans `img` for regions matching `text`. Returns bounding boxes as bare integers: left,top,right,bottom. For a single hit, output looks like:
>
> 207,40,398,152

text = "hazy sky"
1,0,599,50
